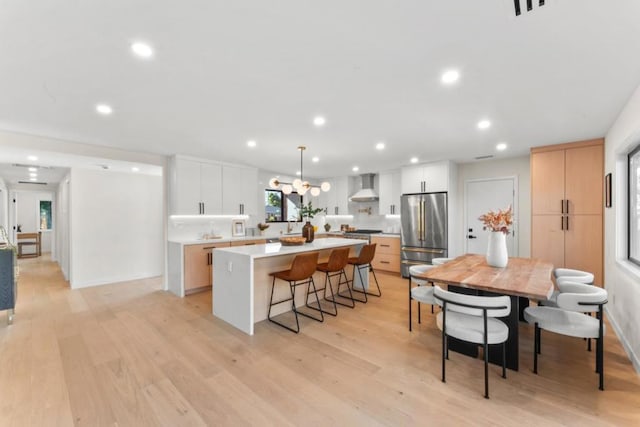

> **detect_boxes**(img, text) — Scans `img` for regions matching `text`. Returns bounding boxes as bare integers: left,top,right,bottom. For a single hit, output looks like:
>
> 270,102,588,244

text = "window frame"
627,144,640,266
264,189,302,223
38,199,53,231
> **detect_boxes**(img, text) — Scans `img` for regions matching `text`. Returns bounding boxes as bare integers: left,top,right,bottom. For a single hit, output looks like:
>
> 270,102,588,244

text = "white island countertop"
215,237,367,259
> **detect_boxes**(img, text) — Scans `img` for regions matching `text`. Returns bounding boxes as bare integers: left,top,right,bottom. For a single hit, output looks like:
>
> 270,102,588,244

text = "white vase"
486,231,508,268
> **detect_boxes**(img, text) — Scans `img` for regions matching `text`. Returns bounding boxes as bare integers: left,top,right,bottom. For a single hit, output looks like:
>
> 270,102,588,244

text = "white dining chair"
431,257,453,265
544,268,595,308
408,264,437,331
433,286,511,399
524,283,608,390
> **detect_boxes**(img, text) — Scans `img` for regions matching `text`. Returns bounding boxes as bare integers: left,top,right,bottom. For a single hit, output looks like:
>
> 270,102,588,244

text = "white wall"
56,173,71,279
15,190,54,254
604,83,640,372
456,156,531,258
69,168,164,288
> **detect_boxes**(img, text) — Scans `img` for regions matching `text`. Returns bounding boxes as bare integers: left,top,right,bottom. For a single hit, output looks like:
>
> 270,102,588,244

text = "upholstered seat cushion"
554,268,594,284
524,306,604,339
436,311,509,345
409,264,434,287
410,285,436,304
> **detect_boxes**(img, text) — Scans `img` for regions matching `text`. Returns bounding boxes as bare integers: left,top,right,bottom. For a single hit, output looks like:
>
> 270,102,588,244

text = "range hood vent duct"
350,173,379,202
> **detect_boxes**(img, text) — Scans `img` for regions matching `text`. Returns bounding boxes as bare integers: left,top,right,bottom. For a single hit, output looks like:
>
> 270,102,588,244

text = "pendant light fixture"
268,146,330,196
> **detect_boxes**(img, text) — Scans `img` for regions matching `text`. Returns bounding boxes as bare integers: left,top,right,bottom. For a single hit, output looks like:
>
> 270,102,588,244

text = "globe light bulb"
321,182,331,192
298,186,308,195
269,178,280,189
310,187,321,197
282,184,293,195
292,179,302,190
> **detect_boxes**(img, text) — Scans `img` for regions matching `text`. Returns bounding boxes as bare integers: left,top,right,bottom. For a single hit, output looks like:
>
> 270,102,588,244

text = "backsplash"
168,202,400,241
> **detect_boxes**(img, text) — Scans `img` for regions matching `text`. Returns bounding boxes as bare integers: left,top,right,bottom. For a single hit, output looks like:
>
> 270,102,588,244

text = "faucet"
287,220,294,233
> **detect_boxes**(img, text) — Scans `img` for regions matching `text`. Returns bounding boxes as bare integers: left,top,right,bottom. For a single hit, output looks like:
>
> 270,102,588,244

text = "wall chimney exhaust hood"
350,173,379,202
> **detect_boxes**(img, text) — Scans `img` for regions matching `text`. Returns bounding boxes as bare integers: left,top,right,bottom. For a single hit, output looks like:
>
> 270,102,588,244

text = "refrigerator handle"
418,200,423,241
421,199,426,241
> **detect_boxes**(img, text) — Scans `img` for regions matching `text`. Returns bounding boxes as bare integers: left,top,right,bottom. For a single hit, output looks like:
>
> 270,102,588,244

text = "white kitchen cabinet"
319,176,350,215
172,157,222,215
222,165,258,216
378,171,401,215
401,161,451,194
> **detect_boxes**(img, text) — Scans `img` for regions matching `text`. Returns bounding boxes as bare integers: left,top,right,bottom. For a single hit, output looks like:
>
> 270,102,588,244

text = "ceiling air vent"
12,163,54,169
474,155,494,160
18,181,47,185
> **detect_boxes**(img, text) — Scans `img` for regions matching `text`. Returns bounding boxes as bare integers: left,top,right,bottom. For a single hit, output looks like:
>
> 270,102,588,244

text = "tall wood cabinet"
530,139,604,284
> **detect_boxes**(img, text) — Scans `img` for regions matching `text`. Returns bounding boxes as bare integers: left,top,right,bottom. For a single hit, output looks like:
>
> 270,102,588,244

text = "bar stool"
409,264,437,331
310,247,353,316
268,252,322,333
346,243,381,303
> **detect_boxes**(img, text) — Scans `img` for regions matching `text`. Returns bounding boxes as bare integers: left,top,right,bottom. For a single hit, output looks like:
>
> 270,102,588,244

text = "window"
629,146,640,265
264,190,302,222
39,200,52,230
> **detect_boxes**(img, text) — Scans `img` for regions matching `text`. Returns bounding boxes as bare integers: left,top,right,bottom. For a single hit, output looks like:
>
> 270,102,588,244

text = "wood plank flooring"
1,256,639,426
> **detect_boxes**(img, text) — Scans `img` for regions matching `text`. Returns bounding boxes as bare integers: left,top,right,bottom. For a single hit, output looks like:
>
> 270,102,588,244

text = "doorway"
465,177,518,256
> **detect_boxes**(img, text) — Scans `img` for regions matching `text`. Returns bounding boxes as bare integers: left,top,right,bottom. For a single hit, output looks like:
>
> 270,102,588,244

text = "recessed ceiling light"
376,142,385,150
410,157,419,164
131,42,154,58
29,178,37,181
296,170,301,176
29,173,37,177
313,116,326,127
96,104,113,115
132,167,140,172
27,155,38,161
477,120,491,130
496,143,508,151
352,166,359,172
247,140,257,148
441,69,460,84
312,156,319,163
28,167,37,172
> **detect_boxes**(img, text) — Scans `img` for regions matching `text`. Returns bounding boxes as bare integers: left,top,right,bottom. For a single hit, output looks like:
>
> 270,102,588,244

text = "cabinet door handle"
565,200,569,214
335,206,338,215
566,215,569,231
381,244,390,248
240,204,244,215
380,261,390,264
561,199,564,214
561,216,564,230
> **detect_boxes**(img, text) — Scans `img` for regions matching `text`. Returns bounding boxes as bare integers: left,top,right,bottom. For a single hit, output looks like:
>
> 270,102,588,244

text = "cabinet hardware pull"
565,200,569,214
566,216,569,230
381,244,390,247
561,216,564,230
561,199,564,214
380,261,390,264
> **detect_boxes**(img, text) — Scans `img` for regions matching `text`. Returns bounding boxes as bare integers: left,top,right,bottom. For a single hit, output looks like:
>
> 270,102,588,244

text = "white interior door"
465,178,517,256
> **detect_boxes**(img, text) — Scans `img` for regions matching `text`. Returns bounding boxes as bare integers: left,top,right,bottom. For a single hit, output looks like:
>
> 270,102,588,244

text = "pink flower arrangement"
478,205,513,234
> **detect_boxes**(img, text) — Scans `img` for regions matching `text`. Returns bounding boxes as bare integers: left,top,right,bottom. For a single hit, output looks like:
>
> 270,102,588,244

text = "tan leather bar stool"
311,247,353,316
346,243,381,303
268,252,322,333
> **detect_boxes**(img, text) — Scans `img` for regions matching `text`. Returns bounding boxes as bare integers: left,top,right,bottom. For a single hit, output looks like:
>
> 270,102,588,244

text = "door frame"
464,176,519,256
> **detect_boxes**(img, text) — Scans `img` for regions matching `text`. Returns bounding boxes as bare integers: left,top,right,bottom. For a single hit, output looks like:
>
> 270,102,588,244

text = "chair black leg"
367,265,382,297
533,323,539,374
502,342,507,379
418,301,421,324
331,269,356,308
408,278,413,331
431,283,434,314
296,278,324,323
348,265,368,303
484,341,489,399
267,277,300,333
598,337,604,391
441,331,446,383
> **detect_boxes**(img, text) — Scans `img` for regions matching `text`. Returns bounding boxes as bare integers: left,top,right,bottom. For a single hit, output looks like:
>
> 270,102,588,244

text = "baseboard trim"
605,306,640,375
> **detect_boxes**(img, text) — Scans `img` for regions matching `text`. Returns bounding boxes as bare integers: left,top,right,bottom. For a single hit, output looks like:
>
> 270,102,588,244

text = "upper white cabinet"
318,176,350,215
401,161,452,194
170,156,258,217
172,157,222,215
222,165,258,215
378,171,401,215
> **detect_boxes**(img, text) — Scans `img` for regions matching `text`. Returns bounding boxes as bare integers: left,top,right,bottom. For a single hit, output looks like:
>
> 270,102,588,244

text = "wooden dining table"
415,253,555,371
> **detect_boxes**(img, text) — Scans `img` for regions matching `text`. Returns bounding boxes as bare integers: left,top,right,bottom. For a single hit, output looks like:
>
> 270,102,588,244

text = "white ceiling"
1,0,639,180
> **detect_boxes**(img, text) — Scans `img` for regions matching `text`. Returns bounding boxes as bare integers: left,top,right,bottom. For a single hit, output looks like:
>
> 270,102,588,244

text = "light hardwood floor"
1,256,639,426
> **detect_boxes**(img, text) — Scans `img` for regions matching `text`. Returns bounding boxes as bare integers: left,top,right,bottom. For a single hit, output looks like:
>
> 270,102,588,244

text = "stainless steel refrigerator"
400,192,448,277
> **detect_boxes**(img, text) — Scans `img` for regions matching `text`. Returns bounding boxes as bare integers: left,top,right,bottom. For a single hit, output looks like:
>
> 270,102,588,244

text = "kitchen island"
213,238,367,335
